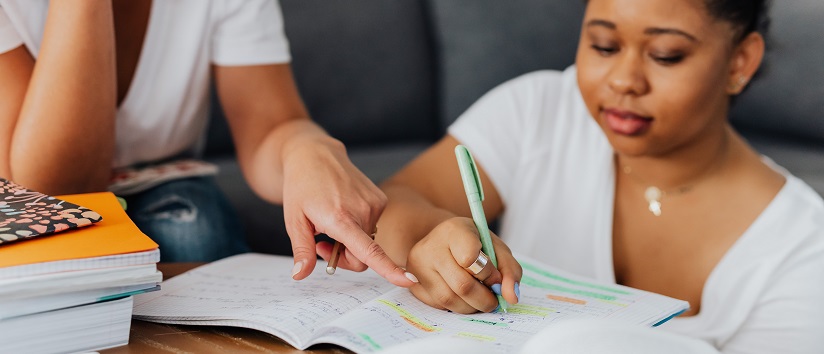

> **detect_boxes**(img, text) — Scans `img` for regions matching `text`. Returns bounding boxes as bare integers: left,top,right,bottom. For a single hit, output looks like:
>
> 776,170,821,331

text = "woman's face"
576,0,740,157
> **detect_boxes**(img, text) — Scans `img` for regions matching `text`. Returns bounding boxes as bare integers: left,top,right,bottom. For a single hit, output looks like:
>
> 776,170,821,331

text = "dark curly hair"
583,0,771,42
705,0,771,43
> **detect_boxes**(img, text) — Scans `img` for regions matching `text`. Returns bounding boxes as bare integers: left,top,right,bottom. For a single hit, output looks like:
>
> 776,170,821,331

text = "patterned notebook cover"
0,178,102,245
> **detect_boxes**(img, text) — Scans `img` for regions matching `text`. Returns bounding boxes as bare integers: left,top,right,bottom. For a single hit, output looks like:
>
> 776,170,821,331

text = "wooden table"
101,263,352,354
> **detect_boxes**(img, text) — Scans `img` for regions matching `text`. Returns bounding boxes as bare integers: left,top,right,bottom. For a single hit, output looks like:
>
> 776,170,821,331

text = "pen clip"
455,145,484,202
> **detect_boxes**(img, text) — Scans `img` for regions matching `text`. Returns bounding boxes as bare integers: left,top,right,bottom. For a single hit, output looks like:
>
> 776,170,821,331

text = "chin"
603,133,653,158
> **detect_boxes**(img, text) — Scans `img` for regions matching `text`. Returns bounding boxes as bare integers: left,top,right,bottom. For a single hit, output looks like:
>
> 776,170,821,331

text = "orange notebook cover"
0,192,158,268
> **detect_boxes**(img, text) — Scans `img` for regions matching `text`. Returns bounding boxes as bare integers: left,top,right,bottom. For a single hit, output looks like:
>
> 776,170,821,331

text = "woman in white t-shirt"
0,0,416,288
372,0,824,353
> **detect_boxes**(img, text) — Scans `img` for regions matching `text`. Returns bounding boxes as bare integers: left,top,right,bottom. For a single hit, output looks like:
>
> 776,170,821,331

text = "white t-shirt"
0,0,290,168
449,66,824,354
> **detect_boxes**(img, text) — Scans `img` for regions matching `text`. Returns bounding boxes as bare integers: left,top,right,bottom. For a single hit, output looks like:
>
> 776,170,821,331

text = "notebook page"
320,255,689,353
133,253,395,349
134,253,688,352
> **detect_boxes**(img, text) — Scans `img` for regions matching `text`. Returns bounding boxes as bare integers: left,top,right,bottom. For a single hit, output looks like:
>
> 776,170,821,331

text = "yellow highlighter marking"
457,332,496,342
377,299,441,332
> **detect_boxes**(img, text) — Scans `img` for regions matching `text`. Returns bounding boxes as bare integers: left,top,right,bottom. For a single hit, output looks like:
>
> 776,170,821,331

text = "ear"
727,32,765,95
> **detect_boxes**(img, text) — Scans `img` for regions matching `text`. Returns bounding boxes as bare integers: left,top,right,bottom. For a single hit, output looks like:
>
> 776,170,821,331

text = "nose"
607,52,649,96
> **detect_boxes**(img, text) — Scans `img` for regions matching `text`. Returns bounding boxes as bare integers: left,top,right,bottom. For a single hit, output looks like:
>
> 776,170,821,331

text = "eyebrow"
585,19,698,42
644,28,698,42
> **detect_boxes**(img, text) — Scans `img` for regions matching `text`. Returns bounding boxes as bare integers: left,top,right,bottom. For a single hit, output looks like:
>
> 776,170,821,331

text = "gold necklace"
621,165,695,216
619,140,730,217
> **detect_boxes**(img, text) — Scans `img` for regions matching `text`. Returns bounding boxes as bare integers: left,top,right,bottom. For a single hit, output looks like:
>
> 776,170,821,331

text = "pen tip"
326,267,336,275
497,295,508,313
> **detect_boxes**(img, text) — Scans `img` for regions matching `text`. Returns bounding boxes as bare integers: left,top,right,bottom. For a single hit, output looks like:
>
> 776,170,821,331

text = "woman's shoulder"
705,139,824,294
727,156,824,264
769,172,824,240
743,141,824,236
496,65,579,97
478,65,589,128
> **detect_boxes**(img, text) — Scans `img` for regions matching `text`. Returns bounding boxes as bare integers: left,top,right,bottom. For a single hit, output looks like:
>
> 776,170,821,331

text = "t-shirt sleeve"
720,244,824,354
0,7,24,54
447,71,565,204
211,0,291,66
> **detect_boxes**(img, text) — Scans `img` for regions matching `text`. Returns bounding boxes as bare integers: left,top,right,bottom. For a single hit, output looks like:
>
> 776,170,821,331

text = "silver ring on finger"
466,250,489,275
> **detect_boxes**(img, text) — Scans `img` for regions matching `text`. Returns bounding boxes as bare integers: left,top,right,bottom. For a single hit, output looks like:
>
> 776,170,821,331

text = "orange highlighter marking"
546,294,586,305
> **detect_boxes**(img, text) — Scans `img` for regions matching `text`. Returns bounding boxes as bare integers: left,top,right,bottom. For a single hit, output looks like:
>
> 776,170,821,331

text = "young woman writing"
365,0,824,352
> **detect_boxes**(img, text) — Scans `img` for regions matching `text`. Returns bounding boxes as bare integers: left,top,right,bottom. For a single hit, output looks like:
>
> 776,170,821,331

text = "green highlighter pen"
455,145,508,313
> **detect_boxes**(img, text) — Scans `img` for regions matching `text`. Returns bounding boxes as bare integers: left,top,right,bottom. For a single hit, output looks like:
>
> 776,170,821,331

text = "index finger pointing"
328,221,416,287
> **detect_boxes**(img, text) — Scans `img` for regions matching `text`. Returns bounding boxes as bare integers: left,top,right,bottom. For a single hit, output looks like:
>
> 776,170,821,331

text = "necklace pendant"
644,186,663,217
648,200,662,216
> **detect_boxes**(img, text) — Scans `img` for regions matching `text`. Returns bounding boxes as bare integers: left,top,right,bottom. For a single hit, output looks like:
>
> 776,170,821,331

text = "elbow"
7,155,111,195
9,170,110,195
244,169,284,205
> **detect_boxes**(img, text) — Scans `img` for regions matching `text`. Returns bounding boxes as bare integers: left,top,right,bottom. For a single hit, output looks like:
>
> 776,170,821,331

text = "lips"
602,108,652,136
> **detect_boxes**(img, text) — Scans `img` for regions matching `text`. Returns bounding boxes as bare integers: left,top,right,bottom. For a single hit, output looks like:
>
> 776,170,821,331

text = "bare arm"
213,64,309,202
377,135,505,265
0,45,30,180
0,0,117,194
375,135,521,313
214,63,413,287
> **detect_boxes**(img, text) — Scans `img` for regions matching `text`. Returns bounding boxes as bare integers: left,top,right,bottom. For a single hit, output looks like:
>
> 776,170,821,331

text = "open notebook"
134,253,688,353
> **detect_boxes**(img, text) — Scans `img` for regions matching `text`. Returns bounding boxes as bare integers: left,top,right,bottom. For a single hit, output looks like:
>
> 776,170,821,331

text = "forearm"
377,183,457,267
241,118,341,204
10,0,116,194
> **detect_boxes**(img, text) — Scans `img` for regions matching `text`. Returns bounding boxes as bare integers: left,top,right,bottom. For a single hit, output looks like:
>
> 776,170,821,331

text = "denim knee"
125,177,249,262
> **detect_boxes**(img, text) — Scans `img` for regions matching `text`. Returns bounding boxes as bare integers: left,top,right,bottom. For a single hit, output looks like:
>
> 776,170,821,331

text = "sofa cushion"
205,0,439,156
281,0,438,147
426,0,586,127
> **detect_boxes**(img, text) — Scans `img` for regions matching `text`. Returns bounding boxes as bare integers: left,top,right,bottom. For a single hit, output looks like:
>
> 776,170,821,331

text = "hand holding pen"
454,145,517,312
403,217,522,314
395,145,522,314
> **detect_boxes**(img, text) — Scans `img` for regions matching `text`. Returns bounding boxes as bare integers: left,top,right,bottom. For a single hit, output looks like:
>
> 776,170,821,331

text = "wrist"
278,120,346,164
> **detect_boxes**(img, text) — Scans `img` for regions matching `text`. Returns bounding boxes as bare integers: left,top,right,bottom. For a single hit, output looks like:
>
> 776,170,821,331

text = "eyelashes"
591,44,617,56
650,53,685,65
590,44,685,65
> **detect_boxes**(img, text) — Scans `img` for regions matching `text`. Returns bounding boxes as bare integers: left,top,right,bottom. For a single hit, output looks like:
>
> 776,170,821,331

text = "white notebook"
134,253,688,353
0,282,158,320
0,263,162,300
0,296,133,354
0,248,160,279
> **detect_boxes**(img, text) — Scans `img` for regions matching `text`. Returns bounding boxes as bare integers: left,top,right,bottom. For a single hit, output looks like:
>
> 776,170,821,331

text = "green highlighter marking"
460,317,508,327
521,275,618,301
520,261,631,295
358,333,382,350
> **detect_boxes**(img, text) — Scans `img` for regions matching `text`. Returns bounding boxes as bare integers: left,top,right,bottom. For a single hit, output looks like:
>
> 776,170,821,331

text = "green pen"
454,145,508,313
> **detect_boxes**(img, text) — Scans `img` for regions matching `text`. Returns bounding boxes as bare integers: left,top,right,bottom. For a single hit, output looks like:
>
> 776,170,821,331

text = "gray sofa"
205,0,824,255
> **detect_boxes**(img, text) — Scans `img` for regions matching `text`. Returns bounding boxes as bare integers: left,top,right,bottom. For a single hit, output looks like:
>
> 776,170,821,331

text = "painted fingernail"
291,260,304,279
491,283,502,296
514,282,521,301
405,272,419,283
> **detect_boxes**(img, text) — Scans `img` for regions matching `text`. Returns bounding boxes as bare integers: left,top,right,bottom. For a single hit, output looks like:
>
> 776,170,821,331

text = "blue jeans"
124,177,250,262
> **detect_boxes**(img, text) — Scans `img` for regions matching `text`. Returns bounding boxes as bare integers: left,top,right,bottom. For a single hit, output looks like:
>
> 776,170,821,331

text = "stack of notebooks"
0,180,161,353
